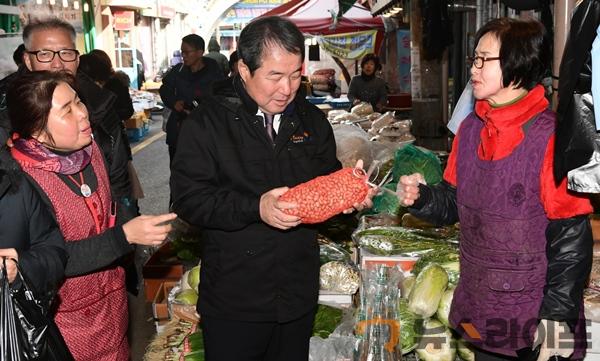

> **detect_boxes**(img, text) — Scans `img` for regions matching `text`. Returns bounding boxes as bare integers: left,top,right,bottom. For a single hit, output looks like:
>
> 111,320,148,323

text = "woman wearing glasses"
397,18,592,361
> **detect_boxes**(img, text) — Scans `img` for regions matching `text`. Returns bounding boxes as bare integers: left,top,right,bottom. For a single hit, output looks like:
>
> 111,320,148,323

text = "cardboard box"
125,113,147,129
152,281,177,333
143,243,184,301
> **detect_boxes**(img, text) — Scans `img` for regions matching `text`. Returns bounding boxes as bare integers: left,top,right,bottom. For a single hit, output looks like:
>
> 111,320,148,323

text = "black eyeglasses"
468,56,500,69
26,49,79,63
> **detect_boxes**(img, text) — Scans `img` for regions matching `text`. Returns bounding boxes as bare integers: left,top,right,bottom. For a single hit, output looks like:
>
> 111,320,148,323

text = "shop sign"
113,10,135,31
396,29,411,93
318,30,377,60
158,5,175,18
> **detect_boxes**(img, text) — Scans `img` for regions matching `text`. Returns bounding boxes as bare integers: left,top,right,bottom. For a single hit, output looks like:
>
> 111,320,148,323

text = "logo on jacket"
290,131,311,144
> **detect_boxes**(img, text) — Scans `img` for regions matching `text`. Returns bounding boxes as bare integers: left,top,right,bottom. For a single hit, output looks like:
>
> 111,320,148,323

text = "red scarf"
10,136,92,175
474,85,548,160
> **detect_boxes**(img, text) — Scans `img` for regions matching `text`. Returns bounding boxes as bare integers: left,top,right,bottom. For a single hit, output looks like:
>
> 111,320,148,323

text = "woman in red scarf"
6,71,177,361
398,18,592,361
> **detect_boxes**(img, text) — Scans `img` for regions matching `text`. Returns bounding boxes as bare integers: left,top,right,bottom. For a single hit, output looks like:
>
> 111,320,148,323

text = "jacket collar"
232,75,297,117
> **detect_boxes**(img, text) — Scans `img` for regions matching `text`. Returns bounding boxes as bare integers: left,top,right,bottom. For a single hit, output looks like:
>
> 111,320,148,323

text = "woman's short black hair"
237,16,305,74
7,70,77,144
361,53,382,71
473,17,551,90
79,49,113,83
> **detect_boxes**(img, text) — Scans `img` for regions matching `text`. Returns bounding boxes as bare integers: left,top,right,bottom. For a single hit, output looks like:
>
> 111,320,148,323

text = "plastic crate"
141,121,150,136
127,127,144,142
326,99,352,109
306,96,328,105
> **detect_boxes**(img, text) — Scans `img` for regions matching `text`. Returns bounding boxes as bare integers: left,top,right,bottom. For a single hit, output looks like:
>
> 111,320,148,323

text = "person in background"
347,53,388,112
211,50,239,98
159,34,224,164
205,37,230,77
0,43,28,141
79,49,134,121
170,16,373,361
20,17,137,220
12,43,26,68
397,18,591,361
7,70,177,361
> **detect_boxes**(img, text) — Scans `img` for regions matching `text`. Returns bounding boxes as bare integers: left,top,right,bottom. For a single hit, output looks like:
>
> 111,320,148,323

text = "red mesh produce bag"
280,167,371,224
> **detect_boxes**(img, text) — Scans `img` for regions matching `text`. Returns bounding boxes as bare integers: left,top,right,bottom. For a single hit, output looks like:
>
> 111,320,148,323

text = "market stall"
142,107,600,361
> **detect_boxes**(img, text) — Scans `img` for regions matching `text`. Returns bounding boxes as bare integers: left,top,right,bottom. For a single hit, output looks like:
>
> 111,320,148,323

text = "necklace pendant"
80,183,92,198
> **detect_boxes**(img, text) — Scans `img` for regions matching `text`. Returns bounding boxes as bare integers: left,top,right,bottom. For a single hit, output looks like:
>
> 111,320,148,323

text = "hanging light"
83,2,89,12
62,0,68,7
74,0,79,9
49,0,56,5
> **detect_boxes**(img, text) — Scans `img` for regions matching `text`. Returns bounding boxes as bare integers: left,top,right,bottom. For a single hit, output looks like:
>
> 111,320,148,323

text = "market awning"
260,0,384,36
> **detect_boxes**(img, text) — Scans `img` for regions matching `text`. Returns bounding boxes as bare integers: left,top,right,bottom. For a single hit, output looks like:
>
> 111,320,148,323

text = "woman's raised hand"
122,213,178,246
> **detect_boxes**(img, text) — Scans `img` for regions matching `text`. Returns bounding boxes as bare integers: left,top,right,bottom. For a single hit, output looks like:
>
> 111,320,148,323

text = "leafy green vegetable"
312,305,344,338
457,338,475,361
398,298,423,354
354,226,457,256
412,248,459,276
416,319,457,361
436,288,455,327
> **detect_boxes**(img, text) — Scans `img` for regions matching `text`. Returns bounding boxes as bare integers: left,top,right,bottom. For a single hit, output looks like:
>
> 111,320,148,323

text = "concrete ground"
127,117,171,360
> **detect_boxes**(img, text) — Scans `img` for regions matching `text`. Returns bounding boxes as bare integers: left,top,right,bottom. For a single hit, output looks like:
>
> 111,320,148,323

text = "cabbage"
436,288,455,327
180,270,192,290
457,338,475,361
398,298,423,354
416,319,456,361
175,289,198,305
408,264,449,318
188,265,200,291
401,275,416,299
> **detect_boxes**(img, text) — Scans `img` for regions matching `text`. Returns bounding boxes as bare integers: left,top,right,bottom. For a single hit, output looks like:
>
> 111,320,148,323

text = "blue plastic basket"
127,127,144,142
326,99,352,109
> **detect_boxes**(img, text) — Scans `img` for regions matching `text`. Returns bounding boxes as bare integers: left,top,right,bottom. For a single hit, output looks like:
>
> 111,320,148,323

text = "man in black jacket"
171,16,369,361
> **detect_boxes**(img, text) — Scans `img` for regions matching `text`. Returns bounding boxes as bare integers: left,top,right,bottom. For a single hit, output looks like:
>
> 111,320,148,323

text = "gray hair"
23,17,76,50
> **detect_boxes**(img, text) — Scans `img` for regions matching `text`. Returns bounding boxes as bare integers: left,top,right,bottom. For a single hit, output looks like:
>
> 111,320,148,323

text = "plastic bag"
318,234,352,265
392,144,443,185
447,81,474,134
351,102,374,117
370,182,405,216
320,261,360,295
369,111,396,135
333,124,373,169
1,259,74,361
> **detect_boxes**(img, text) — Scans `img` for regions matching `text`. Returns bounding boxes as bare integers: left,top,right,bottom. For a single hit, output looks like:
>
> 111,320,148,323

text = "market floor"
128,117,171,360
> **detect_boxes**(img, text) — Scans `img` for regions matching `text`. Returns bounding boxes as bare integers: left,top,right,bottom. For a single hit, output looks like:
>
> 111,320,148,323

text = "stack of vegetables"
144,320,204,361
399,255,474,361
173,265,201,306
319,234,360,295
